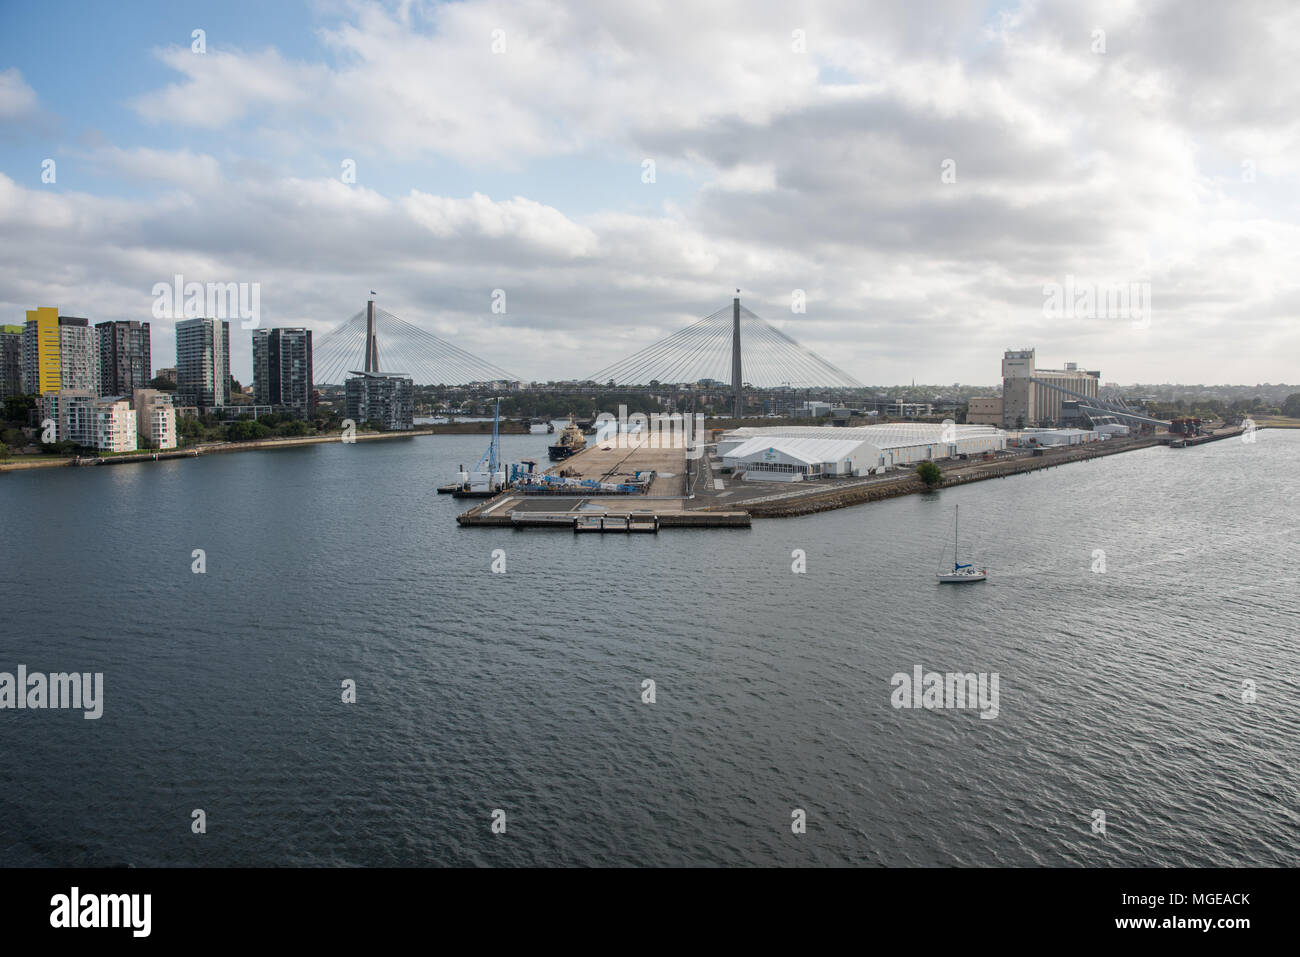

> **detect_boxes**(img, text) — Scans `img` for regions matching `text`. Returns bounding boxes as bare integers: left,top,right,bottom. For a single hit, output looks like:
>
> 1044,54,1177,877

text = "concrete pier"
454,426,1257,529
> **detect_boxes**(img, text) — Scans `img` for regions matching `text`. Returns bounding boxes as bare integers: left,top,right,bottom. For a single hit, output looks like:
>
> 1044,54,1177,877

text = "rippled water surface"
2,429,1298,866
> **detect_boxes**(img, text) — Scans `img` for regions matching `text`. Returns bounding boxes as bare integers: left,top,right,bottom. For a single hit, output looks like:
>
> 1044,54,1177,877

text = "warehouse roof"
724,423,1003,450
723,435,870,465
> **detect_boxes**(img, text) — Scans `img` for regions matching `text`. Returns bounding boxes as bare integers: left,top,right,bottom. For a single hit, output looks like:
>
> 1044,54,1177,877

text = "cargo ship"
548,414,587,461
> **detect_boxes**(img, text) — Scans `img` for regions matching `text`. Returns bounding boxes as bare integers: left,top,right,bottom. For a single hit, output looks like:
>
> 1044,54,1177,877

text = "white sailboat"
937,504,987,583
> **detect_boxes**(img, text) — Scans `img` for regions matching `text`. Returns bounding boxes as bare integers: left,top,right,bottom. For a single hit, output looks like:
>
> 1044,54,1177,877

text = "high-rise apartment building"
175,318,230,409
97,320,152,395
22,310,99,395
21,307,61,394
57,317,99,393
0,325,22,399
345,372,413,431
252,327,313,416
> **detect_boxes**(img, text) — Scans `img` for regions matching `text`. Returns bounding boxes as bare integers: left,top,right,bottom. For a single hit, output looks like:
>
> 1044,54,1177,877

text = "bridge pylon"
732,293,742,418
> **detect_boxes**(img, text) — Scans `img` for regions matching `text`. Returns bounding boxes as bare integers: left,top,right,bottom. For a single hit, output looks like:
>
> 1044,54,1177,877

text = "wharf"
1157,426,1247,448
456,434,751,528
455,427,1252,529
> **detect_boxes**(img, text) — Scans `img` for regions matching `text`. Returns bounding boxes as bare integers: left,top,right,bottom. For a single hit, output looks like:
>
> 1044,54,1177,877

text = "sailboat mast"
490,397,500,472
954,505,959,568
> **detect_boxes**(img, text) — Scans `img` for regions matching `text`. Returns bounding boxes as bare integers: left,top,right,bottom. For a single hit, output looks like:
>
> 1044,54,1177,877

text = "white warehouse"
720,435,869,481
1018,427,1099,446
719,423,1006,482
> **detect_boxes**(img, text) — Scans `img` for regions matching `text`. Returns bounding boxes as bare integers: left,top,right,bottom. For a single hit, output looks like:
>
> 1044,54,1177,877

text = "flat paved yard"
546,436,688,497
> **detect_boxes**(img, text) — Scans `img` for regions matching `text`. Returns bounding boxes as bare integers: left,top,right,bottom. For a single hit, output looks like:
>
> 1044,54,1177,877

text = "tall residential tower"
21,306,61,394
0,325,22,399
97,320,152,395
252,327,313,416
175,318,230,409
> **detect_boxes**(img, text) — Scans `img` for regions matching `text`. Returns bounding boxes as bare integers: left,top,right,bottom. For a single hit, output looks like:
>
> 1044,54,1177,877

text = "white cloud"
86,147,224,192
132,47,324,129
0,68,39,119
2,0,1298,385
403,191,598,257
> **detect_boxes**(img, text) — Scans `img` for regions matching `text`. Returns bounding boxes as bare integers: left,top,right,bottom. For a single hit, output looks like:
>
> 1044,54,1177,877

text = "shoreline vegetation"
0,420,531,472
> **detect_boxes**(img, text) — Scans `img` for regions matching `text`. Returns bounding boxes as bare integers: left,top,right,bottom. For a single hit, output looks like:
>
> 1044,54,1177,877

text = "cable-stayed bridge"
312,301,518,386
588,296,862,415
311,297,862,414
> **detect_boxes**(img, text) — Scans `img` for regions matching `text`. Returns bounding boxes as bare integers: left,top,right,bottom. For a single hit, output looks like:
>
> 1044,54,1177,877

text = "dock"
457,429,753,530
1156,426,1247,448
455,425,1255,529
436,483,498,498
459,497,751,529
574,512,661,533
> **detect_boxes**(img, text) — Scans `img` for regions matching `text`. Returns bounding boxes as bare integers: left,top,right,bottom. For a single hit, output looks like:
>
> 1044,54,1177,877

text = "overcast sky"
1,0,1297,386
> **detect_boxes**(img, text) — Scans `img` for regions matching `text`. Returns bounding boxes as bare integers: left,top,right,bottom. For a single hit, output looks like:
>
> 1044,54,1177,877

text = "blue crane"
474,398,501,473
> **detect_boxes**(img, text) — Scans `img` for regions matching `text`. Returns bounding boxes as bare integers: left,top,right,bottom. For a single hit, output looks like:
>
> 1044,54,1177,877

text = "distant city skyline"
2,1,1299,386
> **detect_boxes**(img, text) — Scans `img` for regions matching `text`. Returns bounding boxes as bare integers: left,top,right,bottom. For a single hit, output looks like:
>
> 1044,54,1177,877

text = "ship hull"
937,570,986,583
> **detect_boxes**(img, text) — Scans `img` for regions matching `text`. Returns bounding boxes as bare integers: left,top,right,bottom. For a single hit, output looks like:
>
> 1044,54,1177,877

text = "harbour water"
1,429,1297,866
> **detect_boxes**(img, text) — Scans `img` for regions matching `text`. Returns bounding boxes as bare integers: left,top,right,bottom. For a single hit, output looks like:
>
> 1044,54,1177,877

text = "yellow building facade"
26,306,61,393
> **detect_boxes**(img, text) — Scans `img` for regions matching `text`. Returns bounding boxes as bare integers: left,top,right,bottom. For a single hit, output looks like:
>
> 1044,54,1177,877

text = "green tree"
149,375,176,391
0,442,9,459
226,420,271,442
3,394,35,423
916,460,942,488
1282,393,1300,418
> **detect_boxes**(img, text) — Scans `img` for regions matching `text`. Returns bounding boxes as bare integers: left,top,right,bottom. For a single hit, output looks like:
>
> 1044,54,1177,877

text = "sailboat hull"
937,570,986,583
